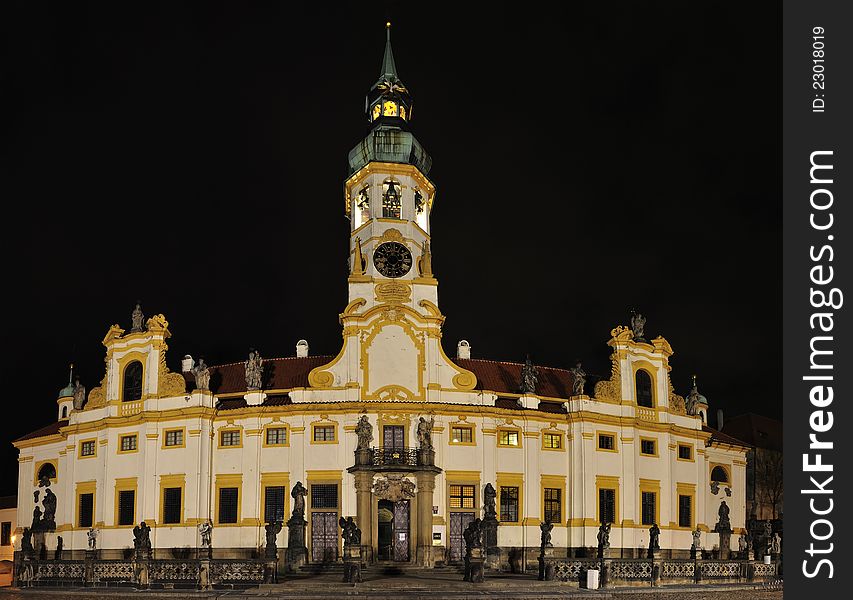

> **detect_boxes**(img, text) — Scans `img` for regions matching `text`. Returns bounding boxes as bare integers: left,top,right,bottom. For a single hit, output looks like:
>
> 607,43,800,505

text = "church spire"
380,22,398,81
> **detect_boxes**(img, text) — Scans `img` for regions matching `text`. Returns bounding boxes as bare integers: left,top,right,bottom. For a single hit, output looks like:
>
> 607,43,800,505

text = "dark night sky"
0,2,780,495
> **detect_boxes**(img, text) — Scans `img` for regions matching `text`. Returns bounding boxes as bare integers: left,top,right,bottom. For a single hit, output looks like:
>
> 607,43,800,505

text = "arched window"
711,466,729,483
38,462,57,483
382,180,401,219
61,406,67,419
123,360,143,402
635,369,654,408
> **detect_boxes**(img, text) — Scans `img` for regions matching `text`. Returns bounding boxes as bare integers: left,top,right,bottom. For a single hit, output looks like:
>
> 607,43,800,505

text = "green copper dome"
58,383,74,399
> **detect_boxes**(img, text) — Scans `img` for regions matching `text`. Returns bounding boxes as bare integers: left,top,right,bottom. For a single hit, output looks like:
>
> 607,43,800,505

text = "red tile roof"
455,358,575,399
704,425,752,448
15,420,67,442
205,356,333,394
721,413,781,451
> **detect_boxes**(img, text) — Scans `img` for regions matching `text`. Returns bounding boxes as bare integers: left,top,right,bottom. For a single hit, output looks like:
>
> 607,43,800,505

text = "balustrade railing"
370,447,420,467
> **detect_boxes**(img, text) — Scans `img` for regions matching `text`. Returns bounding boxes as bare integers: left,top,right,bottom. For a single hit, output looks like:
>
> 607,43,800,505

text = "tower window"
400,105,407,120
61,406,67,419
635,369,653,407
357,187,371,220
372,104,381,121
382,181,402,219
382,100,397,116
123,360,143,402
711,466,730,483
414,190,425,214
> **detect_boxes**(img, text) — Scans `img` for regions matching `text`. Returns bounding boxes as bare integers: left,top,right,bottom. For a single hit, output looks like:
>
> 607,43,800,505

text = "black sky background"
0,1,780,495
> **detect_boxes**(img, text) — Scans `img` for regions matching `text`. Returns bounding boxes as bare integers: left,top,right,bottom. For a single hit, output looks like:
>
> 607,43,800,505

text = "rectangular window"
264,486,286,523
79,492,94,527
599,488,616,524
450,426,473,444
498,430,519,447
678,494,692,528
310,483,338,509
120,434,137,452
499,486,519,522
1,522,11,546
678,444,692,460
449,484,475,509
641,491,656,525
640,439,656,455
80,440,96,456
218,487,239,524
598,434,615,451
163,487,182,524
313,426,335,442
544,487,562,524
265,427,287,445
165,429,184,447
118,489,135,526
220,430,241,447
543,433,562,449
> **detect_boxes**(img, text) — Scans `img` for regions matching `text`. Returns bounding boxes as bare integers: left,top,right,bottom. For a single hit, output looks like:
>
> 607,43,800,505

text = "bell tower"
308,24,476,401
345,22,438,313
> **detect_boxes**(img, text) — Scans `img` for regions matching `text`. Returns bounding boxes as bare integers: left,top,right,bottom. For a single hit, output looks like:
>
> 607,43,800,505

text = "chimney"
716,408,724,430
457,340,471,360
181,355,194,373
296,339,309,358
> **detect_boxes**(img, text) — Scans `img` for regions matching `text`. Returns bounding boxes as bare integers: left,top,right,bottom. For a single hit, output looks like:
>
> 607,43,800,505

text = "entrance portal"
377,499,410,561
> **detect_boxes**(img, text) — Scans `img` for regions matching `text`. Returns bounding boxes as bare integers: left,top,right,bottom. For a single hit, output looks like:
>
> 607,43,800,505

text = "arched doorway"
377,499,410,561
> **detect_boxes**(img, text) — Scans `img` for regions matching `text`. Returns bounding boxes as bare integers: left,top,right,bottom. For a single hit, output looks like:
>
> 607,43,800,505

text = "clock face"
373,242,412,278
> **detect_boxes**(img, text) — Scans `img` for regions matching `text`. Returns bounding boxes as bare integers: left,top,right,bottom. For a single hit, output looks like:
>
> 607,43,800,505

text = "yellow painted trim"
541,474,566,526
495,472,523,524
596,431,618,453
595,475,620,524
541,431,564,451
217,425,243,449
262,423,290,448
33,459,59,486
310,419,339,445
162,427,186,449
709,462,732,484
118,352,147,404
76,480,97,528
117,433,139,454
78,437,98,459
159,474,186,525
638,478,661,526
448,423,476,446
638,436,659,457
215,474,243,526
305,469,343,480
676,442,695,462
114,477,138,527
496,427,522,448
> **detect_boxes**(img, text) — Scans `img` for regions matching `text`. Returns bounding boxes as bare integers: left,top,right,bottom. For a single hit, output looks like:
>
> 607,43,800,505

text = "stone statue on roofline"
244,348,263,390
570,361,586,396
520,355,538,394
72,377,86,410
131,301,146,333
630,309,646,341
192,358,211,391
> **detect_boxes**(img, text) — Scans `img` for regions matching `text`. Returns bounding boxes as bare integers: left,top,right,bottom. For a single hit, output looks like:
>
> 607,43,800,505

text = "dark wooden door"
383,425,404,449
449,512,475,562
393,500,410,561
311,512,338,562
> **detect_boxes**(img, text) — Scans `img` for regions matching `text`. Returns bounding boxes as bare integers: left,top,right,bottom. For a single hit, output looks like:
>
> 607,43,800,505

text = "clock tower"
308,24,477,401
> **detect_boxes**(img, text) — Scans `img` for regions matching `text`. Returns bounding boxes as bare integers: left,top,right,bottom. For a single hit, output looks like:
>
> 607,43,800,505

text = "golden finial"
386,21,391,28
692,374,697,387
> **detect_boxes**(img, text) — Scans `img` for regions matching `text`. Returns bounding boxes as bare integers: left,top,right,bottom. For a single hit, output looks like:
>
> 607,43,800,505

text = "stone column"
415,472,437,567
354,471,374,564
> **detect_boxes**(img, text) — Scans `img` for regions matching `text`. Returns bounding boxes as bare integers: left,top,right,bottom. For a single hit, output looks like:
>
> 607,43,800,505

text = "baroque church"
13,25,750,571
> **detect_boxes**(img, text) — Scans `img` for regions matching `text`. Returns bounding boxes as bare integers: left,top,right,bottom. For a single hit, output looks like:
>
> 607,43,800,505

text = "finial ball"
386,21,391,28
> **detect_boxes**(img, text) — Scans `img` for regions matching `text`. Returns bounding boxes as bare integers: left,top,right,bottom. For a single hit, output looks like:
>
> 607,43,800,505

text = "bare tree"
755,449,783,520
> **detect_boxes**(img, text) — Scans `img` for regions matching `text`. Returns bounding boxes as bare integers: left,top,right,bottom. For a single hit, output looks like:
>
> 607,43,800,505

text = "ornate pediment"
372,473,416,502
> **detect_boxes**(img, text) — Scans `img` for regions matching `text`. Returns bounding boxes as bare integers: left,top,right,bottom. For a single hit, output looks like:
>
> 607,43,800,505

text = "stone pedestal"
718,530,732,560
285,517,308,571
243,391,267,406
353,471,374,564
343,546,362,583
198,559,211,590
263,560,278,584
599,559,611,588
482,517,499,569
538,547,556,581
464,547,485,583
415,472,437,567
